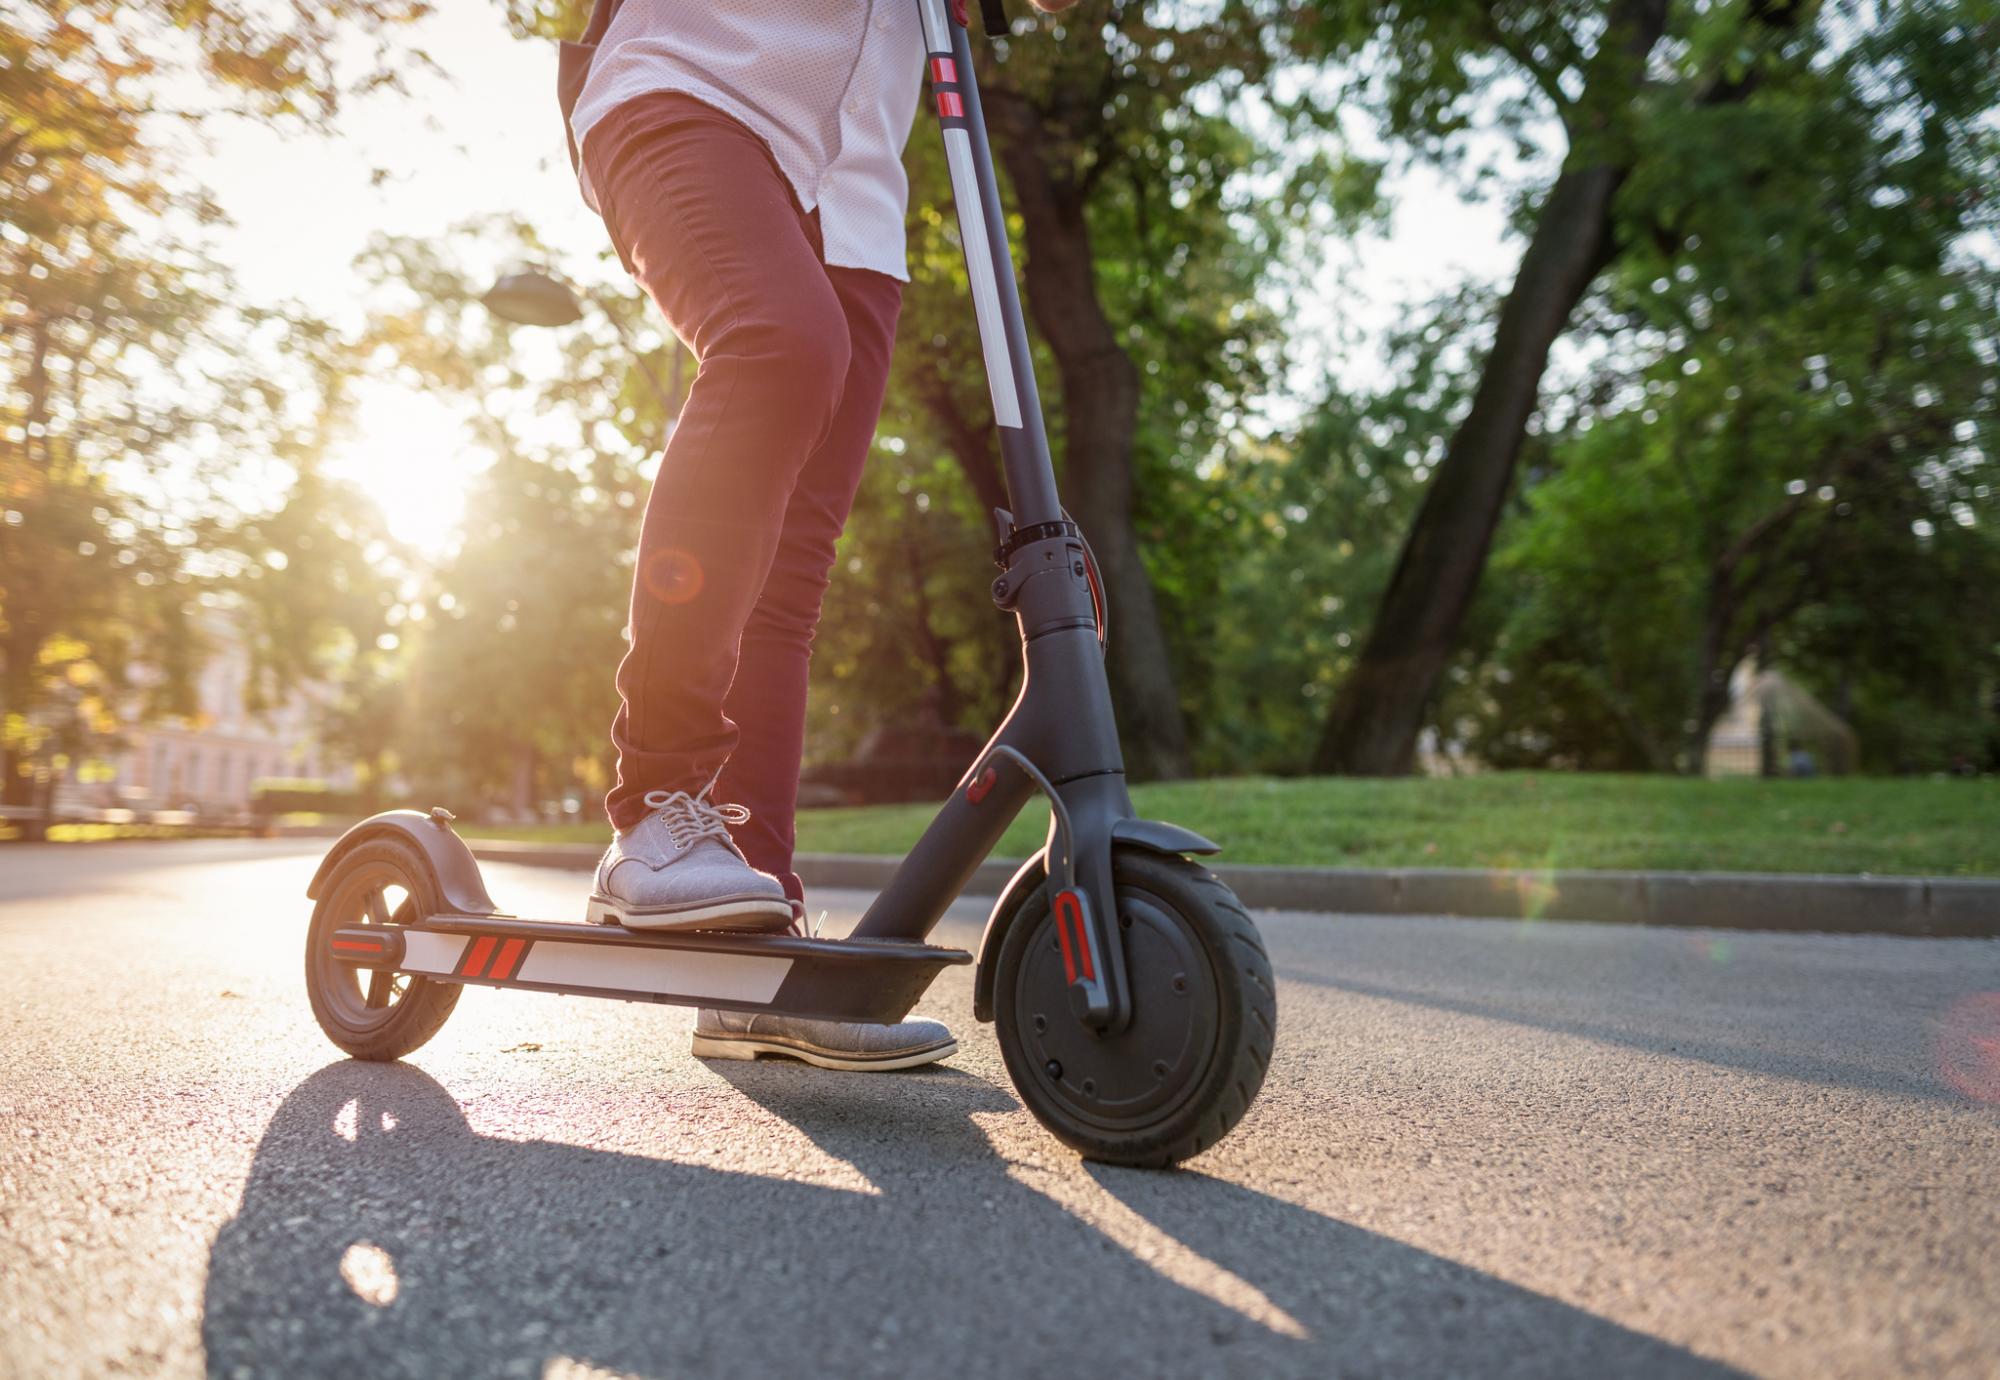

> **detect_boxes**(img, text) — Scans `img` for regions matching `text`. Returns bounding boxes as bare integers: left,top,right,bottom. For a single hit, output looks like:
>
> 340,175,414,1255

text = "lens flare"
641,547,705,605
1937,992,2000,1104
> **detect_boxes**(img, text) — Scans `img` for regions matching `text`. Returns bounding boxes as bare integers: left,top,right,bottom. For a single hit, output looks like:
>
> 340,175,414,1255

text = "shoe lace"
642,788,750,851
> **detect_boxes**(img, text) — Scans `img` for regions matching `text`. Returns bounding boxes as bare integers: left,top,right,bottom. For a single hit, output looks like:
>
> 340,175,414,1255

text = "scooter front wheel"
305,835,461,1061
993,849,1275,1167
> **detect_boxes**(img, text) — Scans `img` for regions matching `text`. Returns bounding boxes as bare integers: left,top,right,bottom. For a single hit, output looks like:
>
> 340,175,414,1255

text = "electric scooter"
303,0,1276,1168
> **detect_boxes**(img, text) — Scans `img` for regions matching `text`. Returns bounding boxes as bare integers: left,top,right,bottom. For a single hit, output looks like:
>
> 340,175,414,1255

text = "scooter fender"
972,851,1048,1024
969,818,1220,1023
304,809,499,917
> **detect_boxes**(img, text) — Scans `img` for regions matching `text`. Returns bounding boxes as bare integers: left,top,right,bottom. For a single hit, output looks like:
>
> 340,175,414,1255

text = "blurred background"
3,0,1995,861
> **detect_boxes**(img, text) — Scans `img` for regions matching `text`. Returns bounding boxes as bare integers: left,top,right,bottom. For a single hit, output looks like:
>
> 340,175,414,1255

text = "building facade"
56,613,353,820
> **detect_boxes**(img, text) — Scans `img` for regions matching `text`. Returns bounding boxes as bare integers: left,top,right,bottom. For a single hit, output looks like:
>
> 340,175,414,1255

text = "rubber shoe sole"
585,893,794,932
691,1029,959,1072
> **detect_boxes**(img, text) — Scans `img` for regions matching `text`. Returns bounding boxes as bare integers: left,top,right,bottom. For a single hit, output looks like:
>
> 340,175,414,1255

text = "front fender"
305,809,499,917
1109,817,1219,856
969,818,1221,1022
971,851,1048,1023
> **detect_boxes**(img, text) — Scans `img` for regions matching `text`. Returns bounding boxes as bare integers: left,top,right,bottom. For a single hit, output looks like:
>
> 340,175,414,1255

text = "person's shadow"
204,1060,1743,1378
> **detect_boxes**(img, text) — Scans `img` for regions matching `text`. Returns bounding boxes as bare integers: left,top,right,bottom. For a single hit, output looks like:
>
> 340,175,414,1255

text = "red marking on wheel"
488,937,528,982
461,935,498,977
936,91,965,119
331,939,383,952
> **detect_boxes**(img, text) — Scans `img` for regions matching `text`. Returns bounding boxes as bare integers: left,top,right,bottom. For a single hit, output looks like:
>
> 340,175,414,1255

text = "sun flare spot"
339,1241,400,1307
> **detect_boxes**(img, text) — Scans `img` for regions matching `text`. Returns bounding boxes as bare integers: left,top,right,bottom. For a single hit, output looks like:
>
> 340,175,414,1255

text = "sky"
181,3,1522,554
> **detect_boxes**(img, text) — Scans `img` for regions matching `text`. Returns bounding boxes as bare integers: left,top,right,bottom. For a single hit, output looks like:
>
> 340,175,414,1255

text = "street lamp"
480,268,683,428
481,271,585,328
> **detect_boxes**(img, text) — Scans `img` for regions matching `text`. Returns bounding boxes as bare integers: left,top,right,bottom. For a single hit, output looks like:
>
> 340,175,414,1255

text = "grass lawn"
470,772,2000,877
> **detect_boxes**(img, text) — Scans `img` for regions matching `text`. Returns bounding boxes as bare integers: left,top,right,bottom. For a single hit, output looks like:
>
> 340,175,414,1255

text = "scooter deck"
330,912,971,1025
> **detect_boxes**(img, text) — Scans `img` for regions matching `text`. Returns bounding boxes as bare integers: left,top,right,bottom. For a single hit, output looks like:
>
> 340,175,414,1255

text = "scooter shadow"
203,1060,1743,1379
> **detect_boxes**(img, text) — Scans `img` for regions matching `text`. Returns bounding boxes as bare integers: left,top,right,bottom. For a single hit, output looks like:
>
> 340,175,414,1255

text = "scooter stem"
915,0,1064,529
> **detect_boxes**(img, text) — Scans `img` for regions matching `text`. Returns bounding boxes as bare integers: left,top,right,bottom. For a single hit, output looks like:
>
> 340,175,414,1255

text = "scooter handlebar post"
915,0,1065,528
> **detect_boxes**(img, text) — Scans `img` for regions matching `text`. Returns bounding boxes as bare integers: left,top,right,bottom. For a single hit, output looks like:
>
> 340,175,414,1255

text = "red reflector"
331,939,383,952
937,91,965,119
930,56,958,84
1054,901,1078,984
966,765,998,804
1053,890,1093,984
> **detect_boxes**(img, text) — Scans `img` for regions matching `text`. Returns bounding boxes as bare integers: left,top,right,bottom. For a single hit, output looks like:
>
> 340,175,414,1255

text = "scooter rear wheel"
305,835,461,1061
993,849,1275,1167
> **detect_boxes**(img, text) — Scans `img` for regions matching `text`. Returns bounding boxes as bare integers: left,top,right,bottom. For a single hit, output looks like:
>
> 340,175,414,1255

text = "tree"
1301,0,2000,773
345,218,665,815
1451,0,2000,774
1464,262,1999,773
957,1,1312,777
502,0,1319,779
1,1,432,814
1201,290,1487,772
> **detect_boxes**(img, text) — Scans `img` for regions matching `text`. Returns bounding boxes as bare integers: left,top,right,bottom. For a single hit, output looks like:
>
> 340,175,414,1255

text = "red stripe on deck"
488,937,527,981
461,935,498,977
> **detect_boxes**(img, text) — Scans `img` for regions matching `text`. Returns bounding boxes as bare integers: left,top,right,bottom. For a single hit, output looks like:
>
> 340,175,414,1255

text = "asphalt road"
3,839,1997,1379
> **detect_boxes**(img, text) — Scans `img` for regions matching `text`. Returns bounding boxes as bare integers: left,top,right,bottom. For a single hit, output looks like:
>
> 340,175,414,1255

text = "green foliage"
866,1,1355,771
1203,290,1490,771
1,1,432,808
15,0,1997,824
1451,0,2000,773
345,218,663,812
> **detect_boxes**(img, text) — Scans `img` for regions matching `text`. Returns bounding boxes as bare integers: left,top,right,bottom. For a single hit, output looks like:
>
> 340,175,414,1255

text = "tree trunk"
914,369,1009,518
901,509,965,727
987,93,1193,780
1312,0,1686,777
1312,162,1628,775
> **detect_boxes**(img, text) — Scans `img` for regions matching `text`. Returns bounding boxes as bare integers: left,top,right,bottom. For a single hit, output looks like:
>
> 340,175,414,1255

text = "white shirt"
571,0,928,282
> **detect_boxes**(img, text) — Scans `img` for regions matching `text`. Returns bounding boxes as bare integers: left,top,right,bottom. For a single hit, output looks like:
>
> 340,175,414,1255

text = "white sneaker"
692,1008,958,1071
587,789,793,932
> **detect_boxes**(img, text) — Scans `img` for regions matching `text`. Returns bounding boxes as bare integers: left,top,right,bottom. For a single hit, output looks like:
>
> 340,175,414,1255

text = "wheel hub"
1008,886,1219,1131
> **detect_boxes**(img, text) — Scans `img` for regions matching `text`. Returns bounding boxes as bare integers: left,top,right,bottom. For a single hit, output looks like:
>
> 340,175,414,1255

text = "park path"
2,839,1996,1378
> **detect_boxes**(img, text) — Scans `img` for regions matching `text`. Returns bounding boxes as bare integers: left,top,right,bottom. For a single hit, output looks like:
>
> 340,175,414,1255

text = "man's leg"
714,267,905,909
684,266,957,1070
584,94,853,834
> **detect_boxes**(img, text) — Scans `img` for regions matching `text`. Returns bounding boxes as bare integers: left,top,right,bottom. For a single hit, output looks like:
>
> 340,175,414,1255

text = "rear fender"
305,809,499,917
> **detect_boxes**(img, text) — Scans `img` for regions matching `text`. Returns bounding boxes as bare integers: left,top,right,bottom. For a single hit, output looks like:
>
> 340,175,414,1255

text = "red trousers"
585,92,903,905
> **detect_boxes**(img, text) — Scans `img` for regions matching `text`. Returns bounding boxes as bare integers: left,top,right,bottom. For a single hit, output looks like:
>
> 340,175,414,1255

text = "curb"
461,841,2000,939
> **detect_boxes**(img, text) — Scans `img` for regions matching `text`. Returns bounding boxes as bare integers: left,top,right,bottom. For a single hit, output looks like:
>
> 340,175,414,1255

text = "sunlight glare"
973,1114,1308,1341
330,381,484,555
339,1241,400,1306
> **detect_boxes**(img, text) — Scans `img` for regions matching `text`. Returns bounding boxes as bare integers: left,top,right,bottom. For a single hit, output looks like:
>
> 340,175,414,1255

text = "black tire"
305,835,461,1061
993,848,1276,1168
